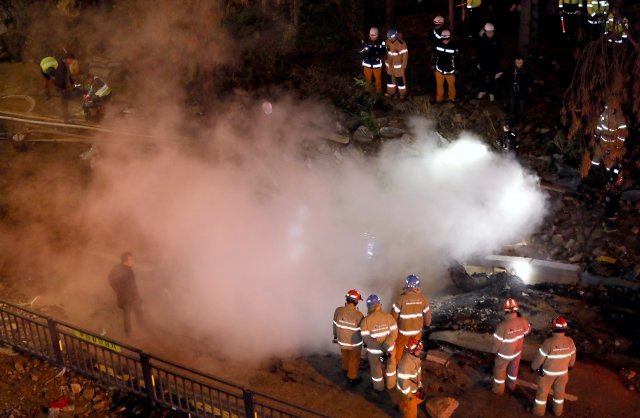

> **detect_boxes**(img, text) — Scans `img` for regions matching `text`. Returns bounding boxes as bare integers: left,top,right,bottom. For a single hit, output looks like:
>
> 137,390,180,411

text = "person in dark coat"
108,252,144,335
507,55,531,121
53,55,75,123
475,22,503,102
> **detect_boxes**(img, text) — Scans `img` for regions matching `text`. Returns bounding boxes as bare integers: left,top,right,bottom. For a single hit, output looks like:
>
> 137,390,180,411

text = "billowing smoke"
69,110,547,361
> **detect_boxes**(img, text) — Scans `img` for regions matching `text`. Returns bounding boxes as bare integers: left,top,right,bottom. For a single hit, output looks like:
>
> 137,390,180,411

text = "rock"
31,373,39,382
379,126,405,138
400,133,413,143
425,397,460,418
632,225,639,235
353,126,375,143
568,253,584,263
70,383,82,396
82,388,95,401
14,361,25,374
565,239,576,250
551,234,564,246
374,117,388,126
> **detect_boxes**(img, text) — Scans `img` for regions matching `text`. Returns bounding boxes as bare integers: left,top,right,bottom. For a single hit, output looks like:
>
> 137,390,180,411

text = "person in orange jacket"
333,289,365,386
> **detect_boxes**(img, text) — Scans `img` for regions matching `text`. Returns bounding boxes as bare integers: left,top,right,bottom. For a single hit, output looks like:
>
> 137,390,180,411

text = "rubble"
425,396,459,418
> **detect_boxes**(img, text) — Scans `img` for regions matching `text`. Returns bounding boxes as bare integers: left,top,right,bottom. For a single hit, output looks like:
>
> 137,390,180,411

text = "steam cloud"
3,1,547,362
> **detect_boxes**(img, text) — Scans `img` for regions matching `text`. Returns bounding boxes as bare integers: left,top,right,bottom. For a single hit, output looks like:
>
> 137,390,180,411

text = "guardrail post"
140,353,156,405
243,389,255,418
46,319,64,367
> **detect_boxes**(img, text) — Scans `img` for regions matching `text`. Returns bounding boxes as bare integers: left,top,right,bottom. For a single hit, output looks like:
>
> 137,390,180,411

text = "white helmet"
433,16,444,25
484,22,495,32
441,30,451,39
369,27,379,37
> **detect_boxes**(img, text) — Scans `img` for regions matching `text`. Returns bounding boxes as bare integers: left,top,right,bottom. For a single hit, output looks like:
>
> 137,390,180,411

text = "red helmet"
406,337,423,354
551,316,568,331
345,289,362,303
503,298,519,312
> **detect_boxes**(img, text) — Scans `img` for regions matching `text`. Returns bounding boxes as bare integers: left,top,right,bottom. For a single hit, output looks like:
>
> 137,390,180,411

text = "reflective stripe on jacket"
531,334,576,376
333,303,364,349
491,313,531,359
433,42,459,75
360,305,398,354
596,106,628,143
392,289,431,336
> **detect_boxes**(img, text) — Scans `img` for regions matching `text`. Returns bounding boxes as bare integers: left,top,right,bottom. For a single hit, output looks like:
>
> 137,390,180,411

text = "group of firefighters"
333,275,577,417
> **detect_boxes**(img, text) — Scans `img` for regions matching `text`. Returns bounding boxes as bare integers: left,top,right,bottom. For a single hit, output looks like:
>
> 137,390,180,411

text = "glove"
495,72,504,79
332,338,338,344
415,386,425,400
536,367,544,377
379,352,391,362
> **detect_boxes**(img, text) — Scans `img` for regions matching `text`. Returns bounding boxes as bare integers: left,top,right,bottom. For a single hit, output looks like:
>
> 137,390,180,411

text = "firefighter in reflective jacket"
558,0,583,40
581,101,627,180
432,30,459,103
586,0,609,39
360,294,398,391
491,298,531,395
397,338,425,418
385,28,409,99
360,27,386,95
531,317,577,416
39,56,58,97
604,10,628,43
392,274,431,364
333,289,365,385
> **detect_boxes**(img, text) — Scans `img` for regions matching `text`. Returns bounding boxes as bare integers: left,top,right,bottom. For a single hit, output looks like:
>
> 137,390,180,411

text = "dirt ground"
1,59,640,418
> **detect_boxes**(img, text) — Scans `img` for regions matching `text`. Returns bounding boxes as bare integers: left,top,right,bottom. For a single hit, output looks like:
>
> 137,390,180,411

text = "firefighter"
53,55,76,123
476,23,502,102
581,101,628,181
586,0,609,40
107,252,144,335
558,0,583,41
385,28,409,99
39,56,58,98
491,298,531,395
466,0,484,38
430,15,447,46
397,338,425,418
82,75,112,122
359,27,386,95
531,317,577,416
333,289,365,386
360,294,398,391
432,30,459,103
392,274,431,364
602,162,623,232
604,8,629,43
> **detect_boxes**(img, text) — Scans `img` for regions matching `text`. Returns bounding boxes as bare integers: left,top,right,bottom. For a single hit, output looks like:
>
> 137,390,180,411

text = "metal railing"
0,299,329,418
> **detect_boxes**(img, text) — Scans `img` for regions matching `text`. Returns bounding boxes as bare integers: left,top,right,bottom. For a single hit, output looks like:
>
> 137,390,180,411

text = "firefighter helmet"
406,337,423,354
551,316,569,331
387,28,398,41
345,289,362,303
503,298,519,312
441,30,451,39
369,27,379,37
484,22,495,32
404,274,420,289
366,294,381,308
433,16,445,26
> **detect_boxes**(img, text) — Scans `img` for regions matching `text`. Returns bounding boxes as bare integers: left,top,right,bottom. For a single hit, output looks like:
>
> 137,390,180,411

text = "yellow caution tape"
72,330,122,353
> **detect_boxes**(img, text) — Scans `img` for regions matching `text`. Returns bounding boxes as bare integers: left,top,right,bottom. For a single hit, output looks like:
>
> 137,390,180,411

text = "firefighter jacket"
587,0,609,24
430,27,445,45
499,129,519,153
39,56,58,75
467,0,482,9
432,41,459,75
531,333,576,377
53,59,74,90
397,352,422,395
392,289,431,337
492,313,531,360
360,305,398,355
604,13,628,43
476,34,503,74
385,39,408,76
559,0,583,14
597,105,627,144
333,303,364,350
360,39,386,69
